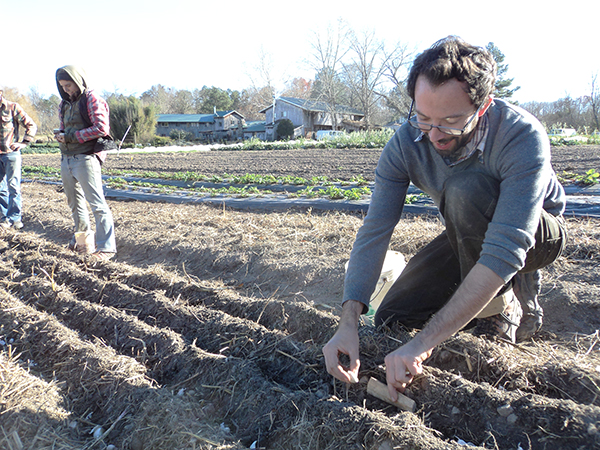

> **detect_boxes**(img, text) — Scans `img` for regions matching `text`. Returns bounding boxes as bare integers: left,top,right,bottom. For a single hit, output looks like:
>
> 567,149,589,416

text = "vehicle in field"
316,130,345,140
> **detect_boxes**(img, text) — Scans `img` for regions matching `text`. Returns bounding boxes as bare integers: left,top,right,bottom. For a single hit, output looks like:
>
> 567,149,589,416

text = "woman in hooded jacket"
54,65,116,260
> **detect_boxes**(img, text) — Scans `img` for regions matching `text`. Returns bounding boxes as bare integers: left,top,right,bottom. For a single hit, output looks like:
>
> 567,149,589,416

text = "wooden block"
366,377,416,412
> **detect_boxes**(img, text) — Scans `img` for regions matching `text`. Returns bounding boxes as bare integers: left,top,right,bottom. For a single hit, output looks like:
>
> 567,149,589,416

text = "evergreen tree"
193,86,237,114
486,42,520,99
276,118,294,140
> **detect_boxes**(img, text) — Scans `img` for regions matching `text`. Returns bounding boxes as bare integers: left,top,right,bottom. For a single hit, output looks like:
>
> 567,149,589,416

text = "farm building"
155,96,365,142
242,121,267,140
156,110,245,142
260,97,365,140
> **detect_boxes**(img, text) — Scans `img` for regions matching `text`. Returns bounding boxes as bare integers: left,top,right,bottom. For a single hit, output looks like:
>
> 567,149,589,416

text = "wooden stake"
366,377,416,412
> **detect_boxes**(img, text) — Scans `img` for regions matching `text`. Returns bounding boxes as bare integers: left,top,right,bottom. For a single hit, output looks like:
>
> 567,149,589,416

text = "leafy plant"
216,128,395,151
558,169,600,186
23,165,60,177
349,175,369,186
279,175,309,185
23,143,60,154
309,176,329,185
574,169,600,185
343,188,364,200
405,193,423,204
324,186,345,200
298,187,319,198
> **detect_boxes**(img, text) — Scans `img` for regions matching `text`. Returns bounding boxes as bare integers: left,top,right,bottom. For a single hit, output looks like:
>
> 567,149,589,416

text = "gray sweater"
343,99,565,309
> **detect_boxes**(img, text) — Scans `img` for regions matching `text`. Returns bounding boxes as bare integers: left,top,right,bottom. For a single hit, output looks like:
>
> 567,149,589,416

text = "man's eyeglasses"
407,100,482,136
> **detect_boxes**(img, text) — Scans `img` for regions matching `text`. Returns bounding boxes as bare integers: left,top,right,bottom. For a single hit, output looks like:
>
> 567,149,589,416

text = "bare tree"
522,95,594,131
379,42,414,122
140,85,177,114
588,73,600,131
1,87,39,127
342,29,386,128
342,31,412,127
28,88,60,136
280,77,313,99
235,86,275,121
243,47,277,120
307,19,350,130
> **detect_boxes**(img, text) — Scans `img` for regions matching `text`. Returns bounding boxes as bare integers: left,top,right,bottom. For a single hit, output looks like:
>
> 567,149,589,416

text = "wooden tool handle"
367,377,416,412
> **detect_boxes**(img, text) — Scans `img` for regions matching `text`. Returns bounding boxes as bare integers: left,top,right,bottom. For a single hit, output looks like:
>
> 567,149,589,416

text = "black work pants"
374,172,567,329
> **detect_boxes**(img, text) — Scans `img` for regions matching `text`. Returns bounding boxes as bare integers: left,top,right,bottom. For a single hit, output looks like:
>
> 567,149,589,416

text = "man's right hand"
322,300,363,384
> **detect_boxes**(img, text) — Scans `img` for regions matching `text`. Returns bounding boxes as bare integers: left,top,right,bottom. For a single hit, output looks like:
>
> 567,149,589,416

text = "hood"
56,65,88,102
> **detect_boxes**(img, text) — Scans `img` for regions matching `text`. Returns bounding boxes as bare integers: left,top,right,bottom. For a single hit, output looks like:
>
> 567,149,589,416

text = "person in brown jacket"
0,88,37,229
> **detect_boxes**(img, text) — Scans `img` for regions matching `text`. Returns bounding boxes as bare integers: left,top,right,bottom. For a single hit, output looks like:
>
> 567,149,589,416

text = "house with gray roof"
243,121,267,140
156,110,245,142
260,97,365,140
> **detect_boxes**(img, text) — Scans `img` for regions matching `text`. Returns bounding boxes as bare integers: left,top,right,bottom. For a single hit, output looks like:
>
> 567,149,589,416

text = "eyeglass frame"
407,100,484,136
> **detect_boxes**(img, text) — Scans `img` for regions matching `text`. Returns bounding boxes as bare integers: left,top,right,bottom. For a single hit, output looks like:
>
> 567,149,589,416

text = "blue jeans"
61,154,116,253
0,150,23,223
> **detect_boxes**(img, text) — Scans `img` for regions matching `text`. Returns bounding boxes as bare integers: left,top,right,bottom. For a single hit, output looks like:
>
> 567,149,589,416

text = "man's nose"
427,126,446,142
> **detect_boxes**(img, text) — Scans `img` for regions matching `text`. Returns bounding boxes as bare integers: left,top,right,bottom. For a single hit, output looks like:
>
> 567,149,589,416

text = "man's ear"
478,96,494,117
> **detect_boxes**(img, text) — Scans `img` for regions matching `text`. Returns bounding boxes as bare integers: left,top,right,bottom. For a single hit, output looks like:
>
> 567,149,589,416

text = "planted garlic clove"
91,426,104,439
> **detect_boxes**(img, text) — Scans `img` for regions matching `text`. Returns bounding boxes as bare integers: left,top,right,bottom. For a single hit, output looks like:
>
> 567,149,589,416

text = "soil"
24,143,600,182
1,145,599,450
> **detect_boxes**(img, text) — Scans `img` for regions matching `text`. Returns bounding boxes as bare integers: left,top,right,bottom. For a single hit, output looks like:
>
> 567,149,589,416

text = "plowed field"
1,146,599,450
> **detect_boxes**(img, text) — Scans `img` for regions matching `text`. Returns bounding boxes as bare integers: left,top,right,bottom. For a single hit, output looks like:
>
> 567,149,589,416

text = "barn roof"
273,97,364,116
157,110,241,123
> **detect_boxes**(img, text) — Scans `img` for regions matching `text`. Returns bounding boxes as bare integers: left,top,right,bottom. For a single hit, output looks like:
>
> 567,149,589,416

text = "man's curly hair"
407,36,497,108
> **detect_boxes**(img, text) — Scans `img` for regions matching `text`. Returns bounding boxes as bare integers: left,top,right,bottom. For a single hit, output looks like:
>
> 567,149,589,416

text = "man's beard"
429,129,475,162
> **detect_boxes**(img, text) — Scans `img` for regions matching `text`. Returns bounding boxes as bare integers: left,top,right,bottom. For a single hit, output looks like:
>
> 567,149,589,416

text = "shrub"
152,136,172,147
276,119,294,140
169,129,194,142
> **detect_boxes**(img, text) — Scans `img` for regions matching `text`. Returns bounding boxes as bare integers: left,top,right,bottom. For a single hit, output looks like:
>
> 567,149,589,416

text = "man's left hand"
9,143,27,152
384,340,432,401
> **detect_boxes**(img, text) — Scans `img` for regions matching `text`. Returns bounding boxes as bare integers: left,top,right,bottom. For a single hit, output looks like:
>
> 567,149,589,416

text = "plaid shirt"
0,97,37,153
59,89,110,143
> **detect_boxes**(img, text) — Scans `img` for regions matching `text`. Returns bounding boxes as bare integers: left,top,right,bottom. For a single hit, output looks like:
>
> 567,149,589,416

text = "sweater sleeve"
477,106,557,282
342,131,410,311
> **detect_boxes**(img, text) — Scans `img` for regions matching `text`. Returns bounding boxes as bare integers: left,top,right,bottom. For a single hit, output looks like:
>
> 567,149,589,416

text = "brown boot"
473,290,523,343
514,271,543,341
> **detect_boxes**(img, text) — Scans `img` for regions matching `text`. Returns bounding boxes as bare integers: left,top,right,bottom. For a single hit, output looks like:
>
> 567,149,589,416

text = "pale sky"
3,0,598,105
